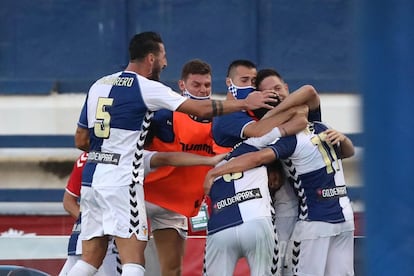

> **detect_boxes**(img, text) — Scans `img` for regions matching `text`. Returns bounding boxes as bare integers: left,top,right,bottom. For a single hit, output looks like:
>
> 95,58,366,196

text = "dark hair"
252,69,283,119
129,31,163,61
255,68,284,90
226,59,256,78
266,159,286,197
181,59,212,80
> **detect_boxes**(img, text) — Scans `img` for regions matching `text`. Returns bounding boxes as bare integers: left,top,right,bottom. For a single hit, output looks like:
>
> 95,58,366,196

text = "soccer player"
255,68,322,275
144,59,222,276
59,152,119,276
68,32,274,276
211,64,321,275
212,60,314,152
62,149,225,276
204,123,355,276
202,142,280,275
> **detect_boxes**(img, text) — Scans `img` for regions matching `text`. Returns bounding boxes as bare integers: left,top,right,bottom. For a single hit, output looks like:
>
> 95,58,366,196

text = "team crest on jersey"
141,225,148,237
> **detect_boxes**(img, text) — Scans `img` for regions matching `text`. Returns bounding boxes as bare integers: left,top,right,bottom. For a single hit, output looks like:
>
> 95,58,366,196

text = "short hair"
266,159,286,197
255,68,284,89
181,59,212,80
226,59,257,78
129,31,163,61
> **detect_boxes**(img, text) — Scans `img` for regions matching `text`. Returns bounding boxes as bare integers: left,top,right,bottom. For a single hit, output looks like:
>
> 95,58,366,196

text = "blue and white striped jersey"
207,143,273,235
78,71,186,188
268,122,353,223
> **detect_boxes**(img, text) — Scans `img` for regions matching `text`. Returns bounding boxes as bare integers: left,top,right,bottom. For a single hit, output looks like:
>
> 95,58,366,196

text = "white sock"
121,263,145,276
67,260,98,276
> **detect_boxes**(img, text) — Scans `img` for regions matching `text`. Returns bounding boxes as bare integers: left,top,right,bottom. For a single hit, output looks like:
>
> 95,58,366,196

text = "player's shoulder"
92,71,123,86
273,135,298,151
135,74,166,89
213,110,253,127
153,109,173,120
221,110,252,120
309,121,329,133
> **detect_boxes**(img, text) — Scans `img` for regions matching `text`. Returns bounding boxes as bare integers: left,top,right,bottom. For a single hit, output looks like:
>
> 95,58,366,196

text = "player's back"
273,122,353,223
81,71,186,188
207,143,273,234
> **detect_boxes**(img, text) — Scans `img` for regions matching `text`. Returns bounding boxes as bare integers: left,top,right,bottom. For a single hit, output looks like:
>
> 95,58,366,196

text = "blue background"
0,0,357,94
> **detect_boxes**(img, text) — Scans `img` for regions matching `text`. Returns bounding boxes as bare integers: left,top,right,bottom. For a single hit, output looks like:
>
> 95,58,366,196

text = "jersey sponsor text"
87,151,120,165
214,188,262,212
317,186,347,199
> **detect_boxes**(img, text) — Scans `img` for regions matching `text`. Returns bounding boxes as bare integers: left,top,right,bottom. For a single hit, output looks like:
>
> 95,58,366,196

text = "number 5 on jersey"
94,97,114,138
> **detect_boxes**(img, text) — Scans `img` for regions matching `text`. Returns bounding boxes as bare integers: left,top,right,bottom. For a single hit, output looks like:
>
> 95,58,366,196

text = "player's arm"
63,191,80,219
324,129,355,159
263,85,319,119
150,152,226,169
176,90,277,118
75,126,89,152
244,105,309,138
204,148,276,194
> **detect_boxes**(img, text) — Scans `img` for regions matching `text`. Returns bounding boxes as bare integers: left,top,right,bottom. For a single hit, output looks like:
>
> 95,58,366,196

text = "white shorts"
80,185,148,241
145,201,188,239
204,217,277,276
289,230,354,276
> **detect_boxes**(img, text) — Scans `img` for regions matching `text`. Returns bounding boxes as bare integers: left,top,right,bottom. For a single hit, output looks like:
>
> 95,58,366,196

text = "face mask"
182,88,211,100
228,79,255,99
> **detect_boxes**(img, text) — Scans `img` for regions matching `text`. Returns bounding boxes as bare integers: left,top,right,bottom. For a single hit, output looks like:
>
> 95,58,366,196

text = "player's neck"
125,62,151,78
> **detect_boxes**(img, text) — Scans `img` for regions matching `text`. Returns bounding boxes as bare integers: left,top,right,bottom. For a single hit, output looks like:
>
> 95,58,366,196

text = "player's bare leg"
82,236,109,268
115,236,147,275
67,236,108,275
153,228,185,276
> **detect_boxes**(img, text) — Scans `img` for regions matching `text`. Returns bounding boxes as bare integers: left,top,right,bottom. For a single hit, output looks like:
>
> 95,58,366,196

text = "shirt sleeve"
77,96,88,129
139,77,187,112
267,136,297,160
212,112,254,147
65,152,88,197
308,105,322,122
143,150,158,177
151,109,175,143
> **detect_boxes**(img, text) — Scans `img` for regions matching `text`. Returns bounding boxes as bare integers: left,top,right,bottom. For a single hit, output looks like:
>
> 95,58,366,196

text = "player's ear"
178,80,185,91
225,77,232,87
147,53,155,65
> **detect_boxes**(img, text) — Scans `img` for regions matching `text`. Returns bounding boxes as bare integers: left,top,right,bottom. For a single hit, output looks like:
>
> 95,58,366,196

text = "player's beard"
148,61,163,81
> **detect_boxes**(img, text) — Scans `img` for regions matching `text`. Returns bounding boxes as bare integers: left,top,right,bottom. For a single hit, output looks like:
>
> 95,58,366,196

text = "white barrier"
0,93,362,135
0,236,68,260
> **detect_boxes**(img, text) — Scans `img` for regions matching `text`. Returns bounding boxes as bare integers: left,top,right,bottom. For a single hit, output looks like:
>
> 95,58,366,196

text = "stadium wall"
0,0,358,95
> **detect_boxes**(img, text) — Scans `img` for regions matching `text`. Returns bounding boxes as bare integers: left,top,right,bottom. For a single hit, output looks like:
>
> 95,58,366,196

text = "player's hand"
204,170,215,195
244,90,279,110
323,129,346,145
208,153,226,166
